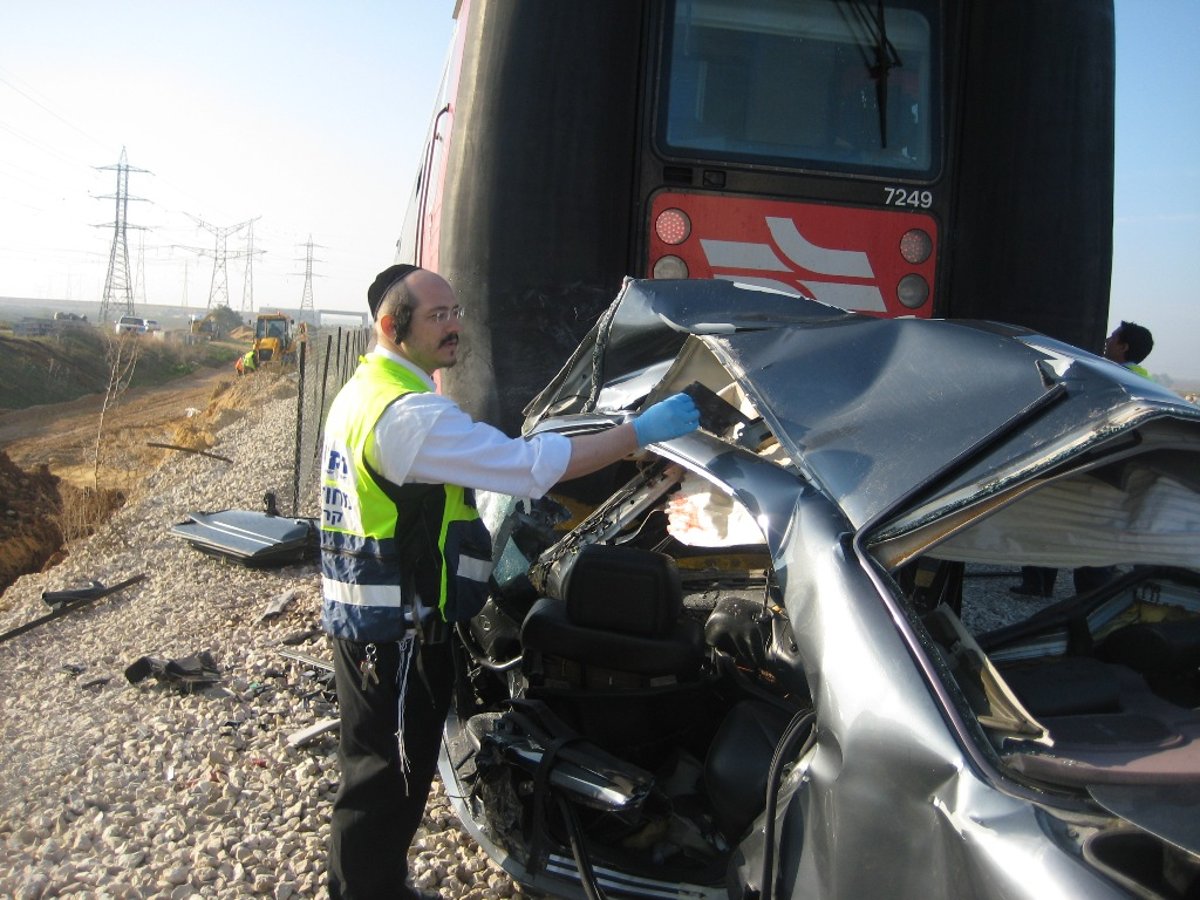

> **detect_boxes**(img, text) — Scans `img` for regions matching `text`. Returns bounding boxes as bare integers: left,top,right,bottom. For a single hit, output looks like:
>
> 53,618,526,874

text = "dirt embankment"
0,368,294,602
0,326,243,413
0,453,63,600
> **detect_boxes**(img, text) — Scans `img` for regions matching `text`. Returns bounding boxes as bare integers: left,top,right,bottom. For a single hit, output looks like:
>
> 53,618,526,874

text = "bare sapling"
92,331,140,488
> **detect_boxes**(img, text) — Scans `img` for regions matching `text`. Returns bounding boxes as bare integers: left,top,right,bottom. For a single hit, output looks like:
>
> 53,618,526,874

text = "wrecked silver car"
439,278,1200,899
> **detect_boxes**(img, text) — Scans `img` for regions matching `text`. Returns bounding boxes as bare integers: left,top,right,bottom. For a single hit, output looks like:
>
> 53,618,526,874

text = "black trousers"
1017,565,1118,597
327,635,454,900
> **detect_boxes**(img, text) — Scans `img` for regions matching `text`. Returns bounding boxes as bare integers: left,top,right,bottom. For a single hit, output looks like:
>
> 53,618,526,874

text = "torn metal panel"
702,318,1064,530
1089,783,1200,857
0,575,146,645
287,717,339,748
523,278,846,427
170,509,317,567
124,650,221,691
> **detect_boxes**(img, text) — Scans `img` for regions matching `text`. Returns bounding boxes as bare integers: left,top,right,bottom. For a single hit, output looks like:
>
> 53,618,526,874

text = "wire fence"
290,325,372,517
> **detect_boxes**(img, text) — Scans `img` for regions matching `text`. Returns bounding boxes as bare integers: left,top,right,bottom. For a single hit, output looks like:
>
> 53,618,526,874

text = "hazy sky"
0,3,455,318
2,2,1197,377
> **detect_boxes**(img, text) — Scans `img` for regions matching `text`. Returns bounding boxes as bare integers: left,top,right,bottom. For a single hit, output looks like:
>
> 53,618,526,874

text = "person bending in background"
318,264,699,899
1103,320,1154,378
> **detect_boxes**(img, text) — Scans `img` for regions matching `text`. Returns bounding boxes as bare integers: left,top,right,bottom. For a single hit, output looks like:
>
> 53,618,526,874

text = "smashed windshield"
659,0,939,176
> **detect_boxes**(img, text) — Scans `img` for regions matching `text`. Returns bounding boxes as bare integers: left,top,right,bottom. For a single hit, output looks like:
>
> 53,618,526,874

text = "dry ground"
0,368,295,604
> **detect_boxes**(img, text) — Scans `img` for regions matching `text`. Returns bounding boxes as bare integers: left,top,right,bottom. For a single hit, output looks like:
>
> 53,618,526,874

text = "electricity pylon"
94,147,150,323
296,235,323,323
240,218,266,313
185,215,256,310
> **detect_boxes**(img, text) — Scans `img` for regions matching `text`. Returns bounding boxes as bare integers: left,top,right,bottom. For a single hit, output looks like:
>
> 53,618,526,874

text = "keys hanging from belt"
359,642,381,690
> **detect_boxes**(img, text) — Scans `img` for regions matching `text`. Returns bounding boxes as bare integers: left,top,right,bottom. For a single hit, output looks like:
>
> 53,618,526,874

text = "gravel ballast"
0,384,522,899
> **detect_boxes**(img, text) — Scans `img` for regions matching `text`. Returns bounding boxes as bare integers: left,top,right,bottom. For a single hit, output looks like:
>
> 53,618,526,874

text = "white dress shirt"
366,348,572,498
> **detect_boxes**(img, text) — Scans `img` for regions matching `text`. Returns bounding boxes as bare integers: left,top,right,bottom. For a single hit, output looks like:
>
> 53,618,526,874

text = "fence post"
312,333,334,466
291,339,307,516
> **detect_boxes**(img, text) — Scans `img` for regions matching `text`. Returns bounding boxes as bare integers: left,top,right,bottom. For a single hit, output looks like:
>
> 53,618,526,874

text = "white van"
114,315,156,335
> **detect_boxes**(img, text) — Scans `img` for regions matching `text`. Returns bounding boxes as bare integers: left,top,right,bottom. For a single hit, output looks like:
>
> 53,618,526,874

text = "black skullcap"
367,264,420,319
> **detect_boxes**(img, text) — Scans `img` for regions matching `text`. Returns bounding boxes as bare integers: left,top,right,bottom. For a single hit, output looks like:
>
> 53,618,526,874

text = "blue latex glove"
633,393,700,447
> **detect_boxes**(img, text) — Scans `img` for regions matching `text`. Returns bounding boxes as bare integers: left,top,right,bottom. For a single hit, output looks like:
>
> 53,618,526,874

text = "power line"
134,232,149,305
0,64,113,153
0,119,97,171
2,67,245,230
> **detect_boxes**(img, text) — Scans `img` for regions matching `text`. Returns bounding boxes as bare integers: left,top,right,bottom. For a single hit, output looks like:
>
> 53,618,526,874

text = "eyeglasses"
428,305,466,324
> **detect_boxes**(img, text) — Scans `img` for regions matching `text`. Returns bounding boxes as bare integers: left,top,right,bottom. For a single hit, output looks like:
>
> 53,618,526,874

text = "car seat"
521,543,707,688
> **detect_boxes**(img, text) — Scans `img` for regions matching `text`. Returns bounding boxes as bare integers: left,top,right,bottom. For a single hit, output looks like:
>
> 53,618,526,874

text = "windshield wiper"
844,0,903,148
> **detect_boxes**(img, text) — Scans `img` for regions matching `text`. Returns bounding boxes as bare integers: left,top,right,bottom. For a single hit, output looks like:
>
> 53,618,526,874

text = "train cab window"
659,0,939,177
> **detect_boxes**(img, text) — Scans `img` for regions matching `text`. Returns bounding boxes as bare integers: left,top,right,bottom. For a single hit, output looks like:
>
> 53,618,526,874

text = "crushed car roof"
529,279,1200,531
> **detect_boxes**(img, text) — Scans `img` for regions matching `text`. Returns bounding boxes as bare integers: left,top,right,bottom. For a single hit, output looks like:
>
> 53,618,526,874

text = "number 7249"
884,187,933,209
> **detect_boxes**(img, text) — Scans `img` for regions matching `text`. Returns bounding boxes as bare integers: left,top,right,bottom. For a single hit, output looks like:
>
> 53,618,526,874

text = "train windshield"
659,0,940,177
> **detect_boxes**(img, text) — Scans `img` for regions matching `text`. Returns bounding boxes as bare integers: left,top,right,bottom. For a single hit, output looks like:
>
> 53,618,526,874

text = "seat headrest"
564,544,682,638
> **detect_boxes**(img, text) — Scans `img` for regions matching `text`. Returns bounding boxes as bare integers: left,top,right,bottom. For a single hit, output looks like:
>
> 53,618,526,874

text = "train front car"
400,0,1115,435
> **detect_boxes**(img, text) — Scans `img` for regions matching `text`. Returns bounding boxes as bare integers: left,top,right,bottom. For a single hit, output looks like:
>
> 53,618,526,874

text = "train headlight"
897,274,930,309
899,228,932,264
655,208,691,245
652,255,688,279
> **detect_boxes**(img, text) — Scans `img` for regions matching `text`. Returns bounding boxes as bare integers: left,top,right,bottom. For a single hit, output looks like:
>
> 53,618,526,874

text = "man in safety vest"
235,349,257,376
319,264,699,900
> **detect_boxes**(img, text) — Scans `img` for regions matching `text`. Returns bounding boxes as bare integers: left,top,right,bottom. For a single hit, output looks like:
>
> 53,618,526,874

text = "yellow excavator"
252,312,297,364
236,312,305,374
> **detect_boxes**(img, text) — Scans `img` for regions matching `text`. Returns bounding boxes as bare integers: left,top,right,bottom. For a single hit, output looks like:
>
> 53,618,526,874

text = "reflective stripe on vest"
319,353,490,641
320,354,429,640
